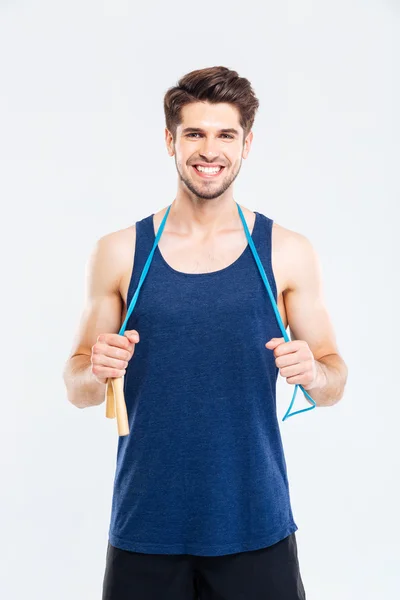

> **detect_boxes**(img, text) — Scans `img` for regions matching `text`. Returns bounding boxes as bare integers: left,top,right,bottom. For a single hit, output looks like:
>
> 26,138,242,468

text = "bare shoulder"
98,223,136,267
271,220,318,292
94,224,136,298
271,220,313,256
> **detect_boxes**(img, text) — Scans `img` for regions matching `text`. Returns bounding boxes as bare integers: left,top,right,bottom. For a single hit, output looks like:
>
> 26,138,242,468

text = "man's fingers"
97,331,139,348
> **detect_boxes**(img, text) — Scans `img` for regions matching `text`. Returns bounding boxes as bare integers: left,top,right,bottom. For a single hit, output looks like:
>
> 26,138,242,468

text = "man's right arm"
63,229,131,409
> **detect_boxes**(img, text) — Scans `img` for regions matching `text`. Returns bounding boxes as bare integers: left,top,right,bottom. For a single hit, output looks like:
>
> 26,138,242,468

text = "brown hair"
163,66,259,144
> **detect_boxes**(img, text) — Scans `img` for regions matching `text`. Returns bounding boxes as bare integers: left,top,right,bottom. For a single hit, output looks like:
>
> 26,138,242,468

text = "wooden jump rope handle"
105,376,130,436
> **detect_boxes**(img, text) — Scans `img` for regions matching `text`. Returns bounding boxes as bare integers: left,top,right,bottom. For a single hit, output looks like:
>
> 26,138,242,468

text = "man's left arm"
266,233,348,407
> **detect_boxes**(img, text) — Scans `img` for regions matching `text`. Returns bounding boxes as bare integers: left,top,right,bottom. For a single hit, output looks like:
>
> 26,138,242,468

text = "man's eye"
186,133,233,139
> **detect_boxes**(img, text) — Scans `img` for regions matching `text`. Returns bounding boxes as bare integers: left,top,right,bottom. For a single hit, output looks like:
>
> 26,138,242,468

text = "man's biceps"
287,298,339,358
68,294,122,358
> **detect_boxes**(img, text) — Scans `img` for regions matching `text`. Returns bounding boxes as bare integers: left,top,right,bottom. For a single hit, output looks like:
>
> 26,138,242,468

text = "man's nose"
199,137,220,160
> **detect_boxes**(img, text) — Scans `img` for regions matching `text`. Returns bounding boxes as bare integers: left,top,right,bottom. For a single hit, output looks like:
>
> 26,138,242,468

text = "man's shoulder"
270,220,317,292
99,222,136,255
95,224,137,282
271,219,311,253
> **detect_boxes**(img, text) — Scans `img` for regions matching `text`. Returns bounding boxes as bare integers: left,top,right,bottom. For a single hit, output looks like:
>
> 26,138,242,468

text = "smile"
192,165,225,178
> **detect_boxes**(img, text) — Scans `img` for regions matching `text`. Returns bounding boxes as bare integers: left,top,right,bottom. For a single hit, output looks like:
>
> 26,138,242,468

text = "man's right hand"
91,329,140,384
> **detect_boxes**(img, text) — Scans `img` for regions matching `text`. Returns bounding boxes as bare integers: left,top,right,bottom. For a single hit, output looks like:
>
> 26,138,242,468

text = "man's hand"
91,329,140,385
265,337,325,391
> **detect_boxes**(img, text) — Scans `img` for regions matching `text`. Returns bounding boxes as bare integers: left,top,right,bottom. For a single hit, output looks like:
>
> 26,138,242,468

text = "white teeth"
195,165,222,173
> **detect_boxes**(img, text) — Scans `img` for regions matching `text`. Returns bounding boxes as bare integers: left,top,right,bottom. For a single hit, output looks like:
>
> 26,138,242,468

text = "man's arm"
63,228,133,409
281,232,348,407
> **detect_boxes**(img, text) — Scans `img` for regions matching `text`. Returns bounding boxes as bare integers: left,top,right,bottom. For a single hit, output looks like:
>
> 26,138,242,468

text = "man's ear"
165,128,175,157
242,130,253,159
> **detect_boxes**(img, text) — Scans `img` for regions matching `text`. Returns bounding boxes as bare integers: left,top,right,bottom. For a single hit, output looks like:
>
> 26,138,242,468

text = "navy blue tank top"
108,209,299,556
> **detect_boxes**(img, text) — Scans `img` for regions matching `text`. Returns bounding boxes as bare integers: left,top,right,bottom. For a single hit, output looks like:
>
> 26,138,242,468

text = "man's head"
163,66,259,201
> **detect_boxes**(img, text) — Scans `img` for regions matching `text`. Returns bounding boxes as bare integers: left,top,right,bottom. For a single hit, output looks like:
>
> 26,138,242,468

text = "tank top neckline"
149,210,260,277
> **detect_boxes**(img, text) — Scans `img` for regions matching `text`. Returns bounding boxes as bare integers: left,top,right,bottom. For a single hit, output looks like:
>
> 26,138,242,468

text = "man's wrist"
304,360,327,391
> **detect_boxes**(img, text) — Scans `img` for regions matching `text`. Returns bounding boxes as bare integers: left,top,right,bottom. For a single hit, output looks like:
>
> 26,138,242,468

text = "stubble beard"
176,158,242,201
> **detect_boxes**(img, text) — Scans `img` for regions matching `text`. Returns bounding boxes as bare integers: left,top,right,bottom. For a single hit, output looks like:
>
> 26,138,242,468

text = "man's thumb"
265,337,284,348
124,330,140,343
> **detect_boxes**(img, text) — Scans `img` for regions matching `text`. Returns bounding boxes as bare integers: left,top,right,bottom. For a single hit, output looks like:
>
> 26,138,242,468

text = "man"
63,66,348,600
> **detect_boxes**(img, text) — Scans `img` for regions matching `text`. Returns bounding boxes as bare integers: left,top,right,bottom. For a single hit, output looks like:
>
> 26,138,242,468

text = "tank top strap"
253,211,277,301
126,214,156,309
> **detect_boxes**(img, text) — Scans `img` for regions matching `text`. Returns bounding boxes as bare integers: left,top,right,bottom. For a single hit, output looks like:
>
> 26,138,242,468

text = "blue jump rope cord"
119,203,316,421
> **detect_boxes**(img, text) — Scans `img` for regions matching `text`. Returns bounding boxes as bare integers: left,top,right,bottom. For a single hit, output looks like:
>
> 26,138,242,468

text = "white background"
1,1,399,598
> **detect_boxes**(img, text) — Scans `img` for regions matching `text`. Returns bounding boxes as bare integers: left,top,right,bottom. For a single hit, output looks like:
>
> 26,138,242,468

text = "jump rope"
106,202,316,436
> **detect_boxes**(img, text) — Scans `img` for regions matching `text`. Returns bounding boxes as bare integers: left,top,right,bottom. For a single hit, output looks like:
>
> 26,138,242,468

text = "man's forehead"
179,102,241,128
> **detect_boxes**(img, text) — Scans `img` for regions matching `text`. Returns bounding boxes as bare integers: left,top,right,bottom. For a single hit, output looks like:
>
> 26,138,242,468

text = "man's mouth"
191,165,225,178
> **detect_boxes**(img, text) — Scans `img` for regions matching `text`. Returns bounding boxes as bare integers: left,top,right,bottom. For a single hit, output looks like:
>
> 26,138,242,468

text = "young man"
63,66,348,600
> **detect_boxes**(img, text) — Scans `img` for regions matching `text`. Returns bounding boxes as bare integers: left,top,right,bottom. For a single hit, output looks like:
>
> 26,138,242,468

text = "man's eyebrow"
181,127,239,135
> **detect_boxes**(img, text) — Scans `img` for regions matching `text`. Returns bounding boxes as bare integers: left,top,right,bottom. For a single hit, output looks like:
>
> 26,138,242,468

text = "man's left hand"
265,337,320,390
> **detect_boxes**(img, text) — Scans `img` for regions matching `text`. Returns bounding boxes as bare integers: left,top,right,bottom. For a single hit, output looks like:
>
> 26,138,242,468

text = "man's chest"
119,223,289,330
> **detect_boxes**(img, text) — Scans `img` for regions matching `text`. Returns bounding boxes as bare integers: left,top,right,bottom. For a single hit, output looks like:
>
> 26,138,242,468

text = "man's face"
165,101,253,200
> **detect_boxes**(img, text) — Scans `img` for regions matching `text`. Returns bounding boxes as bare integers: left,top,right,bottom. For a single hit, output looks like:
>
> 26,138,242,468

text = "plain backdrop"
1,1,399,599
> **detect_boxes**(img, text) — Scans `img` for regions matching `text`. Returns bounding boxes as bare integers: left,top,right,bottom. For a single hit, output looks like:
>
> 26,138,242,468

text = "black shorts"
102,532,306,599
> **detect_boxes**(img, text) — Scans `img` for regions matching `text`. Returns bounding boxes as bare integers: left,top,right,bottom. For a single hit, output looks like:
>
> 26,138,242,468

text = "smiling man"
63,66,347,600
